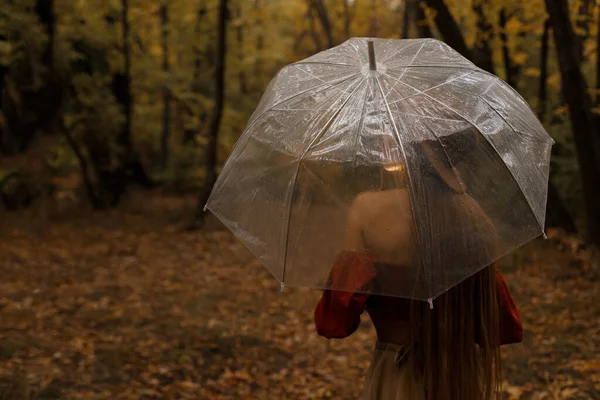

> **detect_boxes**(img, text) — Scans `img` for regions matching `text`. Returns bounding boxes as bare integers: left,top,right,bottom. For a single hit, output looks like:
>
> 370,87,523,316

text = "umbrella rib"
385,64,477,70
384,70,551,142
463,69,553,138
293,61,359,68
280,77,367,287
393,111,462,122
475,94,543,143
380,40,423,64
392,78,544,230
349,76,372,181
383,42,426,99
294,64,330,85
382,71,467,193
235,72,362,150
373,76,432,301
264,71,361,114
206,73,362,211
383,71,476,108
476,82,553,143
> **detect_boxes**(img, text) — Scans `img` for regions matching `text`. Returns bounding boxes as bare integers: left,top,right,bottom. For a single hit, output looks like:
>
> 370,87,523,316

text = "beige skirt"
361,341,426,400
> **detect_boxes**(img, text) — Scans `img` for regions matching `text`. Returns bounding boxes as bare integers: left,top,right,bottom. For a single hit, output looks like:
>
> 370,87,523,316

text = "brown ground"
0,192,598,399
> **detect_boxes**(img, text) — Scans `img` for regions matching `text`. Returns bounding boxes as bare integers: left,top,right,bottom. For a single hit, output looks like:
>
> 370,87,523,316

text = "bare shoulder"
352,188,412,219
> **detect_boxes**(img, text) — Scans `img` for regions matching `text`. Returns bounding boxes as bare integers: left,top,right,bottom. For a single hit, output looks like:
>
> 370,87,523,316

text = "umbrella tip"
367,40,377,71
427,298,434,309
280,282,285,292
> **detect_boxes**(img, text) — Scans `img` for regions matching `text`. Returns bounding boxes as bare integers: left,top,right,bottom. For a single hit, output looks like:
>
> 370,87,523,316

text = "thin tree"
194,0,228,225
499,8,519,88
120,0,132,152
235,5,247,93
575,0,592,62
424,0,472,60
308,6,323,51
342,0,355,39
312,0,334,49
401,0,414,39
538,18,550,118
545,0,600,247
182,5,207,145
596,1,600,108
253,0,264,84
472,0,495,74
159,2,171,170
110,0,153,203
415,1,433,38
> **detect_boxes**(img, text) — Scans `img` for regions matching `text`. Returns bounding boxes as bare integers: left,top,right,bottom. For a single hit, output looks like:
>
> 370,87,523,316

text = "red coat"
314,251,523,345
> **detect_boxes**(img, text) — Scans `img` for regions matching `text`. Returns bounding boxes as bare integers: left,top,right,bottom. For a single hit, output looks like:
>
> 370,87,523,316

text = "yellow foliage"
552,104,568,117
513,51,528,66
524,68,541,78
548,73,561,88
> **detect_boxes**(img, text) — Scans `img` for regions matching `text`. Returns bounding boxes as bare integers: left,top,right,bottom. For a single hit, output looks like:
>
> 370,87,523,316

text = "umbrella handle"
368,40,377,71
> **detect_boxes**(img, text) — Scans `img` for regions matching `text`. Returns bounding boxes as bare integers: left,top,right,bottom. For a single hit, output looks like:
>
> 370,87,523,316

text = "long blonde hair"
406,126,502,400
408,267,501,400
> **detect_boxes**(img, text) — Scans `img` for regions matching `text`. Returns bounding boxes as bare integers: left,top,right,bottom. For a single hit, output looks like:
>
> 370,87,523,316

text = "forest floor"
0,192,598,400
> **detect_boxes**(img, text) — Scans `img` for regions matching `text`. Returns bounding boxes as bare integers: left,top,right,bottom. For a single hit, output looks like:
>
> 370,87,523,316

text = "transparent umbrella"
205,38,553,305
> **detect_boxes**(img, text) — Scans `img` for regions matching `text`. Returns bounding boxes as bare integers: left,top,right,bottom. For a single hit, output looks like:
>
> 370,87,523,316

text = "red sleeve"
314,252,376,339
496,272,523,345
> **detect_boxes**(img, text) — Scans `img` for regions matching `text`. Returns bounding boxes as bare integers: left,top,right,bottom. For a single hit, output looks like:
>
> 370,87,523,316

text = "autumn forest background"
0,0,599,399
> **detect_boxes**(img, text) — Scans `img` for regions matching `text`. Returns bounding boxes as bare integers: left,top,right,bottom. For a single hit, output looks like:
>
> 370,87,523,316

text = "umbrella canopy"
205,38,553,303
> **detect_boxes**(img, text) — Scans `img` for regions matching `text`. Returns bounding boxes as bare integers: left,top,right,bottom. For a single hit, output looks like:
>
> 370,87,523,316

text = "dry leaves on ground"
0,194,598,399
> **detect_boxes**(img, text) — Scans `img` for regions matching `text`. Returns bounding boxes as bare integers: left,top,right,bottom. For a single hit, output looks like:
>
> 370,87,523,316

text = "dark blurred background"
1,0,599,238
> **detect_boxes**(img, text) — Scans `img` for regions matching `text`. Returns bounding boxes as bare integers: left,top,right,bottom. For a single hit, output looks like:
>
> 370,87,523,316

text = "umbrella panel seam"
280,77,368,286
387,76,545,232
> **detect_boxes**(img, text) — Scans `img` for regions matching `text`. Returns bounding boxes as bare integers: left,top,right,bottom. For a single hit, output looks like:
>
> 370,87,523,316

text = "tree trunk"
539,18,550,118
343,0,354,39
193,7,206,81
34,0,63,132
159,3,171,170
194,0,228,225
575,0,592,62
415,1,433,38
312,0,334,49
253,0,264,86
401,0,413,39
368,0,379,37
35,0,56,69
308,6,323,51
0,33,8,154
235,7,248,93
472,0,495,74
100,0,135,205
499,8,519,88
546,177,577,233
60,120,101,208
183,6,207,145
1,0,61,155
101,0,153,206
545,0,600,246
424,0,472,60
120,0,132,155
596,2,600,107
